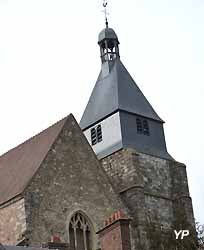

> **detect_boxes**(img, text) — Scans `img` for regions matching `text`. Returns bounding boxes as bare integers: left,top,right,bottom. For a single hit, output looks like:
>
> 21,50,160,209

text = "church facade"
0,25,195,250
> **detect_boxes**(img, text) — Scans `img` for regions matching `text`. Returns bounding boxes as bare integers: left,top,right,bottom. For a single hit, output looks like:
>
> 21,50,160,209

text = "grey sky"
0,0,203,223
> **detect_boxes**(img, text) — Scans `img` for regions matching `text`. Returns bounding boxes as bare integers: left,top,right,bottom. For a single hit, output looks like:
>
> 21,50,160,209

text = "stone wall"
170,161,195,230
23,115,127,247
0,198,26,245
0,115,194,250
101,149,143,190
101,148,195,249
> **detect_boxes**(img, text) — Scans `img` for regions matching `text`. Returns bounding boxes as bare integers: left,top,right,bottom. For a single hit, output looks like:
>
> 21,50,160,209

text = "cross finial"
102,0,109,28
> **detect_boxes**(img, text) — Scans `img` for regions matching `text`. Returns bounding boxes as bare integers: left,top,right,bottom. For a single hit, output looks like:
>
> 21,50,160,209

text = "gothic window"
90,124,102,145
69,212,92,250
136,117,150,136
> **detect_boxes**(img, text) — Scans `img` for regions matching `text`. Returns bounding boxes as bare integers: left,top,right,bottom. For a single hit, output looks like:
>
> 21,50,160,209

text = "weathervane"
102,0,109,28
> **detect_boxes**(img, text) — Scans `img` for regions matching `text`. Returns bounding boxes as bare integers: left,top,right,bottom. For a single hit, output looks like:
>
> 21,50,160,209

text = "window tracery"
69,212,92,250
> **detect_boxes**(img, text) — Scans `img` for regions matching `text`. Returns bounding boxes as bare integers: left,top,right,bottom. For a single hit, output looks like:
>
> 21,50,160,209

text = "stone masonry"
0,198,26,245
22,115,128,247
0,115,195,250
101,148,195,249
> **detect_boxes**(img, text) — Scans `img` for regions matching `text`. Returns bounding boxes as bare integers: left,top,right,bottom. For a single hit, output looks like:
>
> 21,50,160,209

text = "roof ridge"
0,115,69,159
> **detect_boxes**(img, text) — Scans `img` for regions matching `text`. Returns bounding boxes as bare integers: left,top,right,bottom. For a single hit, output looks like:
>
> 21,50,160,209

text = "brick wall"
0,198,26,245
97,211,131,250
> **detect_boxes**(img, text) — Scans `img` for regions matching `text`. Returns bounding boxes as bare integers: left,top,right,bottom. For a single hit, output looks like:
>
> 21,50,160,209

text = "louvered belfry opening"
69,212,92,250
136,117,150,136
91,125,103,145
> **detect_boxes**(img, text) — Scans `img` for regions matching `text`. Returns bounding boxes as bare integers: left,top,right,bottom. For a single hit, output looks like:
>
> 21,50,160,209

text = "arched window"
68,212,92,250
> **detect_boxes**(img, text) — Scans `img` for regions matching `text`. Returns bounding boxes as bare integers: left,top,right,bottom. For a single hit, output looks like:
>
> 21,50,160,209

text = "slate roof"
80,58,164,130
0,115,69,205
98,27,118,43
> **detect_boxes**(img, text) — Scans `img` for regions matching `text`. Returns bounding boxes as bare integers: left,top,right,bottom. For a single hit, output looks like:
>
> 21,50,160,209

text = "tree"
196,222,204,250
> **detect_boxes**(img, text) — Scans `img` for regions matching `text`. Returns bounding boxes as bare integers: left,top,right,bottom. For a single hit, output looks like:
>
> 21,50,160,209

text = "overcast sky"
0,0,203,224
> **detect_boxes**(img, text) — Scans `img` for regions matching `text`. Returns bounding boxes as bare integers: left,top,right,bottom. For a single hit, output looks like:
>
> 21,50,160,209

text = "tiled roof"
0,115,70,205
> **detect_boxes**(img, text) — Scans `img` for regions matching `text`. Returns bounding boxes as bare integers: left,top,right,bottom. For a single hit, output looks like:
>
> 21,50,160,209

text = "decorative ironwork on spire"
102,0,109,28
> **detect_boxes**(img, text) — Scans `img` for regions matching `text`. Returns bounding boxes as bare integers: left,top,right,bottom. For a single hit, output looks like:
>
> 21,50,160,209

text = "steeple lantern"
98,27,120,63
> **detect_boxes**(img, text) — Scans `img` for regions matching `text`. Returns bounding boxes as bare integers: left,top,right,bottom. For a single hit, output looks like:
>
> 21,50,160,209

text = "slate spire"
80,26,172,160
80,27,163,130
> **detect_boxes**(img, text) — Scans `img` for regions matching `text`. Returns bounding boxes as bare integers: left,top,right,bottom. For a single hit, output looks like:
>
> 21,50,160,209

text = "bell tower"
80,22,195,250
80,24,172,161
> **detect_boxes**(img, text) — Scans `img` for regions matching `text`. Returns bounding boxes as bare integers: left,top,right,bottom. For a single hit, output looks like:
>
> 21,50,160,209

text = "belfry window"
97,125,102,142
143,120,149,135
91,128,97,145
90,124,103,145
136,118,150,136
69,212,92,250
136,118,143,133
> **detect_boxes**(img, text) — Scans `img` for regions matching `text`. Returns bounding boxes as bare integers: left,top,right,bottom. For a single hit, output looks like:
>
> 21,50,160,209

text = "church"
0,21,195,250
